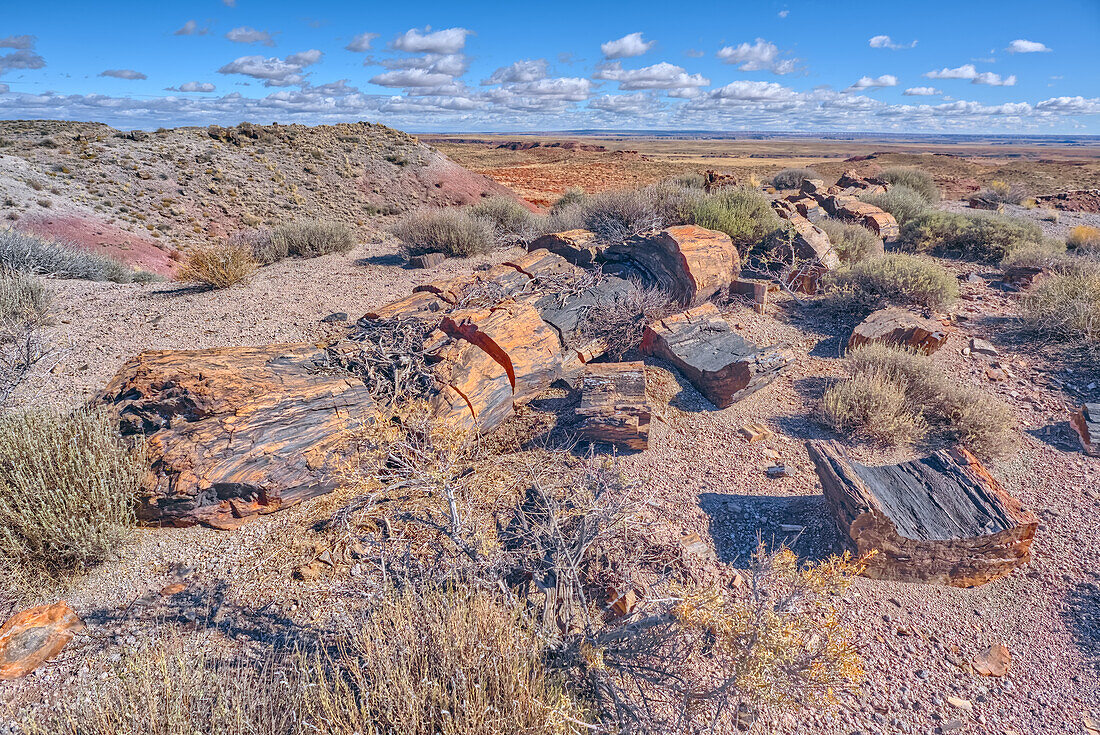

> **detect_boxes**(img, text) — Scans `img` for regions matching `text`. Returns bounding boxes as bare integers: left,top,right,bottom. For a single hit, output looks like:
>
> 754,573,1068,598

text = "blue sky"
1,0,1098,133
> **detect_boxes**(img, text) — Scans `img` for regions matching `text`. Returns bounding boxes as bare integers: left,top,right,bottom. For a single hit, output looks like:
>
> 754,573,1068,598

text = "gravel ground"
3,242,1099,735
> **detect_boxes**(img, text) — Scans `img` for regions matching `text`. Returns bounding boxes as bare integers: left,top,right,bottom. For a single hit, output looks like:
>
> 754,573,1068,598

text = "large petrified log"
604,225,740,307
97,344,374,528
576,361,651,451
807,440,1038,587
771,206,841,269
821,196,900,240
0,602,85,680
848,307,948,355
641,303,794,408
1071,403,1099,457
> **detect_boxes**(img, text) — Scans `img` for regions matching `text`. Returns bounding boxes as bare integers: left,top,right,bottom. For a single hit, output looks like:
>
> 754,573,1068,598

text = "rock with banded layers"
848,307,949,355
605,225,740,307
527,229,604,267
576,361,651,451
0,602,85,680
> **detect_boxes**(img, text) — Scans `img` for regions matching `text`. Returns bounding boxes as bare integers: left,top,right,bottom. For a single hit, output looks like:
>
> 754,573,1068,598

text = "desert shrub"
879,168,939,202
819,220,882,264
861,185,931,226
0,228,149,283
270,220,356,258
977,179,1029,206
1068,225,1100,254
541,201,588,234
178,243,257,289
391,208,496,257
689,187,783,257
1021,270,1100,346
771,167,817,190
469,196,539,245
999,240,1077,270
0,408,143,582
646,180,704,226
673,171,706,189
824,253,957,309
821,344,1014,456
578,280,676,359
0,268,51,326
578,188,662,244
900,211,1043,262
550,186,587,213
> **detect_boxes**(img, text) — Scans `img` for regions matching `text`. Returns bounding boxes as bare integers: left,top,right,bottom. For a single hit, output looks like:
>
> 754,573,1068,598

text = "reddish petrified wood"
642,304,794,408
1071,403,1099,457
97,344,374,528
822,195,900,240
0,602,85,680
605,225,740,307
576,361,651,451
807,440,1038,587
848,307,949,355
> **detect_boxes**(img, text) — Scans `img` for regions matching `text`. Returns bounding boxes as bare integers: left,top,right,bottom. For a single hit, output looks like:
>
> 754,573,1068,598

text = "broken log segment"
0,602,85,680
527,229,604,267
576,361,651,452
806,440,1038,587
848,306,949,355
1071,403,1099,457
641,303,794,408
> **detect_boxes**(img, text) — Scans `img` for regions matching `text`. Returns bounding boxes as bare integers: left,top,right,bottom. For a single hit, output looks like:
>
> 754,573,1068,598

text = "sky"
1,0,1099,134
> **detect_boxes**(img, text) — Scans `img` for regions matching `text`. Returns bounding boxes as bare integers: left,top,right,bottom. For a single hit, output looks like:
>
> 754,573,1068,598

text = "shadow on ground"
699,492,848,566
1062,581,1100,673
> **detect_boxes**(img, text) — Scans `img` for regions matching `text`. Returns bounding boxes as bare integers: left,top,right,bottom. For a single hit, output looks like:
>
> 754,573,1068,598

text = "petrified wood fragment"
429,332,514,435
0,602,85,680
408,252,445,269
772,207,841,270
97,344,374,528
361,290,445,321
848,307,948,355
605,225,740,307
641,303,794,408
807,440,1038,587
823,196,900,240
1071,403,1099,457
576,361,650,451
527,229,604,267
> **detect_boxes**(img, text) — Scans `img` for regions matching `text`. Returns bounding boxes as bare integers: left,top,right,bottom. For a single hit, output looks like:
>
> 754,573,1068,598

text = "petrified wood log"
527,229,604,267
408,252,445,269
576,361,650,451
529,275,635,364
641,303,794,408
361,290,445,321
605,225,740,307
0,602,85,680
807,440,1038,587
97,344,375,528
429,332,514,435
848,307,948,355
822,196,900,240
1071,403,1099,457
772,207,841,270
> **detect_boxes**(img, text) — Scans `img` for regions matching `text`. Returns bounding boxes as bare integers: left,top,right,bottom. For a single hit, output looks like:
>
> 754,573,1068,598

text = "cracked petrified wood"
1071,403,1099,457
848,307,949,355
807,440,1038,587
641,303,794,408
576,361,651,451
0,602,85,680
97,344,374,528
820,196,900,240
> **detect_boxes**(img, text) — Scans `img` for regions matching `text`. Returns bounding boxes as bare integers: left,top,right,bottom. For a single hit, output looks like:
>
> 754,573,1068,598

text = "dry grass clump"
771,167,817,189
391,207,496,257
0,228,151,283
977,179,1030,206
178,242,258,289
820,344,1015,457
469,196,540,245
688,186,783,257
550,186,587,213
1068,225,1100,254
578,280,677,359
0,407,143,585
824,253,958,310
861,185,931,226
878,168,940,202
1021,269,1100,347
271,220,356,259
575,188,663,244
900,211,1043,262
0,267,50,326
819,219,883,264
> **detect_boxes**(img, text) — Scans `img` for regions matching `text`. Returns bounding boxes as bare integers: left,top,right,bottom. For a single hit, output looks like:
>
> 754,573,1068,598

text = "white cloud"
0,35,35,50
778,9,789,17
287,50,323,66
593,61,709,95
903,86,941,96
869,35,917,50
504,77,593,100
600,32,655,60
483,59,548,85
706,80,795,101
1007,39,1051,54
391,27,470,55
345,32,378,53
226,27,277,47
167,81,216,93
717,39,798,74
1035,96,1100,113
174,21,209,36
973,71,1016,86
589,92,658,114
924,63,1015,86
846,74,898,91
684,49,705,58
0,49,45,76
218,51,322,87
0,83,9,94
99,69,147,80
370,68,458,89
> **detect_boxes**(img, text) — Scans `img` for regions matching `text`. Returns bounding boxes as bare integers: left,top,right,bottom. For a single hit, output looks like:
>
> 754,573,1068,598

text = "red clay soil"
17,214,178,277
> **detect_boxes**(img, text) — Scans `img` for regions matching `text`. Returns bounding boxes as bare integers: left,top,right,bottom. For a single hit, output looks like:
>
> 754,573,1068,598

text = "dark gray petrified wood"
575,361,650,452
807,440,1038,587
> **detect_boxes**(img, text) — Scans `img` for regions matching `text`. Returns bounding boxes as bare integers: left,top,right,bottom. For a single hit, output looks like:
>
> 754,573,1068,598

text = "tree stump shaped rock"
429,333,515,435
848,307,949,355
605,225,740,307
1071,403,1099,457
641,303,794,408
807,440,1038,587
0,602,85,680
576,361,651,451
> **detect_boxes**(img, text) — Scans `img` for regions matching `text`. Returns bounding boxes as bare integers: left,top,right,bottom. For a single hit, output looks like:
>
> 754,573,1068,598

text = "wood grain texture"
0,602,85,680
807,440,1038,587
576,361,650,451
848,307,948,355
527,229,603,267
605,225,740,307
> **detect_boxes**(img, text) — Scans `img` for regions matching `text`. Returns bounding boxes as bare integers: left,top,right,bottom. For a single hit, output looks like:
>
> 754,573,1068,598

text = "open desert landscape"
1,3,1099,735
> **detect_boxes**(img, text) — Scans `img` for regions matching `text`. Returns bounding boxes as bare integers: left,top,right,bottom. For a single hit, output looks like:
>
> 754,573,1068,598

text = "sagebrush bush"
861,185,931,226
1021,270,1100,346
468,196,539,245
178,243,257,289
824,253,958,309
977,179,1029,206
577,188,662,244
821,344,1014,456
0,268,51,326
900,211,1043,262
1000,240,1073,270
578,280,677,359
391,208,496,257
689,187,783,257
0,228,149,283
0,408,143,582
270,220,356,259
673,171,706,189
819,220,883,264
878,168,939,202
1068,225,1100,253
771,168,817,190
549,186,587,213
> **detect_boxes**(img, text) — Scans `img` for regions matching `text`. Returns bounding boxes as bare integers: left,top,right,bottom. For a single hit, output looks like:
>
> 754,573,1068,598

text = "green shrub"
878,168,939,202
1021,270,1100,346
468,196,539,245
819,220,882,264
673,171,706,189
178,243,258,289
391,208,496,257
0,268,51,326
977,179,1029,206
900,211,1043,262
771,168,817,190
861,185,931,226
689,187,783,257
270,220,356,259
0,408,143,582
820,344,1014,456
550,186,587,213
824,253,958,309
0,228,149,283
